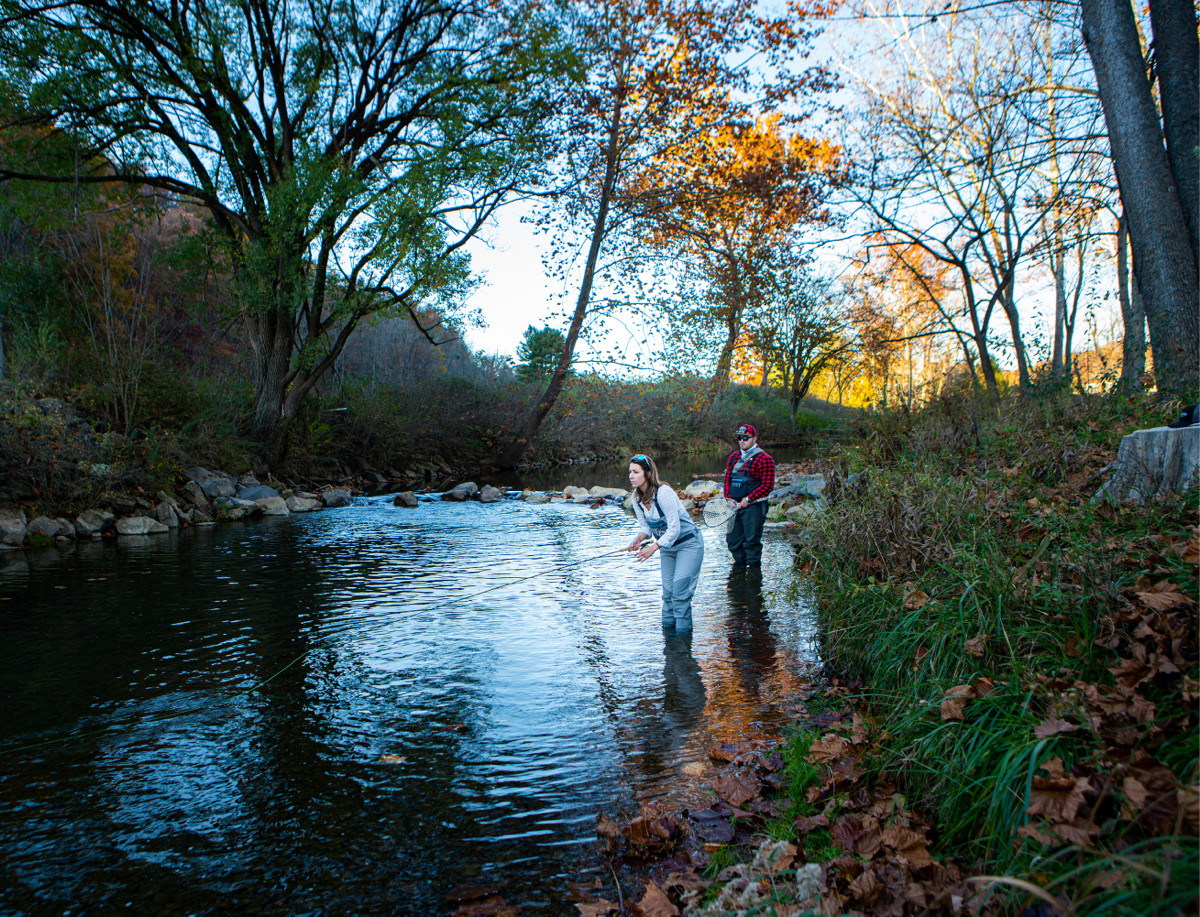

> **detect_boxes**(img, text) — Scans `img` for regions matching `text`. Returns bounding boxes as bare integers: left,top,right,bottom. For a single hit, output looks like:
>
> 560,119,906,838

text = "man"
722,424,775,568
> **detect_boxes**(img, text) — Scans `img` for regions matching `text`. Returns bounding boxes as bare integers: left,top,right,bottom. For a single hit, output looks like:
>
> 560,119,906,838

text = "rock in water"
322,489,353,508
115,516,169,535
0,507,27,546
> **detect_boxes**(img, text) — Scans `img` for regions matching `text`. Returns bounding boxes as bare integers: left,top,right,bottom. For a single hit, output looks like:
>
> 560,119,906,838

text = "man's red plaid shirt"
722,449,775,503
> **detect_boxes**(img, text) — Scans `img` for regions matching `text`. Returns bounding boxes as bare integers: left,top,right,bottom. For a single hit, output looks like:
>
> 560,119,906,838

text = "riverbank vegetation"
798,390,1197,913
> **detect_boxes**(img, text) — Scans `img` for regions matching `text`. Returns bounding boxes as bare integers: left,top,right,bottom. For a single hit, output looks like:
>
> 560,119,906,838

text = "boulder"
116,516,169,535
684,480,721,499
188,466,237,500
563,485,589,500
156,490,181,508
322,489,353,508
256,496,291,516
155,501,180,528
393,491,419,508
442,482,479,501
479,485,504,504
75,508,114,537
549,496,570,504
0,507,27,546
181,481,208,506
109,494,139,516
521,492,551,504
54,517,76,538
25,516,61,543
237,473,262,488
1093,425,1199,504
192,504,215,524
238,484,280,501
213,497,260,521
589,485,630,500
286,496,322,513
678,497,696,512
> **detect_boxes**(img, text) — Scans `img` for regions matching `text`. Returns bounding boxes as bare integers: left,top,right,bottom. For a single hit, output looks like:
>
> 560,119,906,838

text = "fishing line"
1,544,634,758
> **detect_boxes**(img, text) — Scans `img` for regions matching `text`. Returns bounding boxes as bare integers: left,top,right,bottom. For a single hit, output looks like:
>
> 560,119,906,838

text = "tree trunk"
493,92,625,469
1082,0,1199,393
1118,213,1147,388
1052,244,1066,375
247,303,299,467
1149,0,1199,267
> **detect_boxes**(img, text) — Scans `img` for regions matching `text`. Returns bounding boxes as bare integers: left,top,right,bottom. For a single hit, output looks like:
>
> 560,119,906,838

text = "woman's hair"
630,453,661,505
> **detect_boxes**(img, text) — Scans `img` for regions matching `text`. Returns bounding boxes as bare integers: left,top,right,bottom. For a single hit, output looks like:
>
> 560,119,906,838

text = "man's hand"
737,497,750,510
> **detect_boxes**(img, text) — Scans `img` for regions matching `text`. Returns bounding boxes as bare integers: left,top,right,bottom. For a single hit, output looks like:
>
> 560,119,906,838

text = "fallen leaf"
712,773,759,808
904,588,931,610
1121,776,1148,818
575,900,617,917
1039,757,1067,779
1135,582,1193,612
940,684,977,721
1181,534,1199,565
963,635,988,657
377,754,407,764
1028,775,1090,823
1034,716,1081,738
807,735,851,765
633,880,679,917
880,825,933,867
847,868,882,906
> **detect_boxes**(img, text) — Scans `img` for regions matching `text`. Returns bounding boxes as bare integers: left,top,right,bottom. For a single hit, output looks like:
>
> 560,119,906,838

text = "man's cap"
736,424,757,437
1167,404,1198,429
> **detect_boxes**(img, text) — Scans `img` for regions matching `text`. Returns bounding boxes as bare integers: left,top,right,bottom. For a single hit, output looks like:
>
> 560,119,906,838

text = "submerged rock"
479,485,503,504
393,491,419,508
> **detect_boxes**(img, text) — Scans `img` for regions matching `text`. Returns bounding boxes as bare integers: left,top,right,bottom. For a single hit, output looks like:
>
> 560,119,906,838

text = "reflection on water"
0,499,819,915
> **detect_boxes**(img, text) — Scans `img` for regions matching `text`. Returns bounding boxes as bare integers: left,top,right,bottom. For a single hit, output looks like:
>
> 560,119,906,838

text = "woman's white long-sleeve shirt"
632,485,689,548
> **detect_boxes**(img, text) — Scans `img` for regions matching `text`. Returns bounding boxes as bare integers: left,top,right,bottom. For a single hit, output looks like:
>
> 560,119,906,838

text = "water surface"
0,498,818,915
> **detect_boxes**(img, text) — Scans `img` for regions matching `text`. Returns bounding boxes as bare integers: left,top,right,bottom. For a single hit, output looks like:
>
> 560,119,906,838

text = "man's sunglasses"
736,435,752,441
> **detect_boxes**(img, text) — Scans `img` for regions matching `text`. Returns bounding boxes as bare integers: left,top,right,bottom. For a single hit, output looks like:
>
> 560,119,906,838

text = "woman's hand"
626,535,645,553
635,541,658,562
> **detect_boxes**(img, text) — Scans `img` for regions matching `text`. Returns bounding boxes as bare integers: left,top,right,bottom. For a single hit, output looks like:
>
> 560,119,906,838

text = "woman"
626,454,704,632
